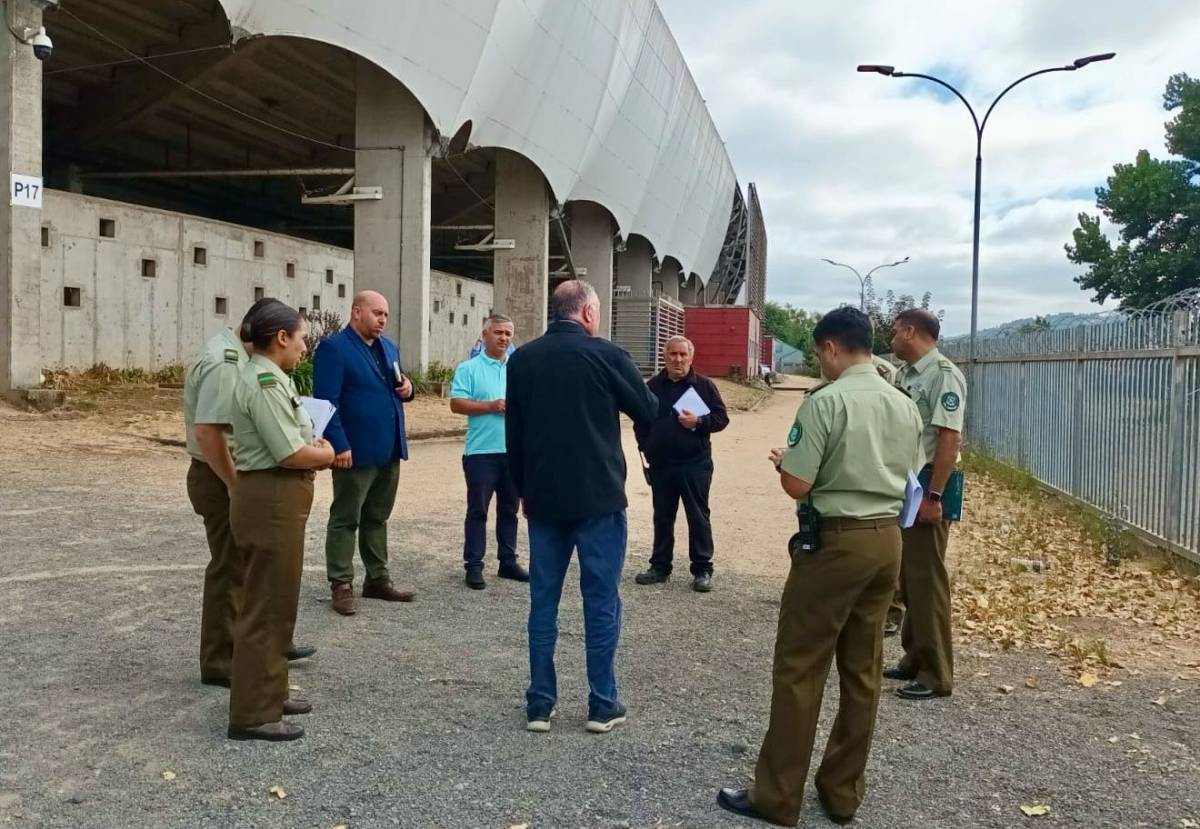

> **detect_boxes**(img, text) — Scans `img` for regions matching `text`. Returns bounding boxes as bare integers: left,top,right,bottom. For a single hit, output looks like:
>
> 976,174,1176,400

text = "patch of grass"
960,448,1041,498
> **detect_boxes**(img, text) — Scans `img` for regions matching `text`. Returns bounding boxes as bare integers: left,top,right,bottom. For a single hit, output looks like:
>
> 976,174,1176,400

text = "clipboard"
917,466,964,522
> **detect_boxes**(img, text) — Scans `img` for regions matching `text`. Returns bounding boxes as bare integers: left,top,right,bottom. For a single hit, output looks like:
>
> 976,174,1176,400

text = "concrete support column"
355,59,431,368
0,1,44,394
659,257,683,302
617,236,654,298
682,274,705,306
568,202,614,339
493,150,549,344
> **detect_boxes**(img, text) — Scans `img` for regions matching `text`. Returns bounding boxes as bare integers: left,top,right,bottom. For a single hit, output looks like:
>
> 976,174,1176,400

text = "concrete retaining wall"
36,190,491,371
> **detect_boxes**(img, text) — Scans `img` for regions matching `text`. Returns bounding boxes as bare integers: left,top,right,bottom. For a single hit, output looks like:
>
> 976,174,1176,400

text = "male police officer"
886,308,966,701
717,306,922,827
184,301,314,689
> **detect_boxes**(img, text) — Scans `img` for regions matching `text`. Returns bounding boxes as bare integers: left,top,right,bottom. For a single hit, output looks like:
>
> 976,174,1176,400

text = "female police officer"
227,300,334,742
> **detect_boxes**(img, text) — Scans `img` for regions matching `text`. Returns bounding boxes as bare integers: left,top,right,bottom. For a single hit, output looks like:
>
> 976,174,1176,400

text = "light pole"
819,256,910,310
857,53,1115,388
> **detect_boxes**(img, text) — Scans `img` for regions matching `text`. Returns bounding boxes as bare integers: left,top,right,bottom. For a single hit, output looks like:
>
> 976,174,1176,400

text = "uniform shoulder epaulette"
257,372,278,389
223,348,239,365
805,382,830,397
936,355,958,371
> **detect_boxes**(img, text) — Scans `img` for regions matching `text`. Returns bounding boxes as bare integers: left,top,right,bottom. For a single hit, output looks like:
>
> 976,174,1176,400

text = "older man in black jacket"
506,280,658,735
634,335,729,592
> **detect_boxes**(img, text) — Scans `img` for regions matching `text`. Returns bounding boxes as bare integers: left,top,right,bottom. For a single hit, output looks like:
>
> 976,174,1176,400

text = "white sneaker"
585,704,628,734
526,708,557,733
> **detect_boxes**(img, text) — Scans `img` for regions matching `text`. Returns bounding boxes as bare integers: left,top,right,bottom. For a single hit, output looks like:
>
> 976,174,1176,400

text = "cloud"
658,0,1200,334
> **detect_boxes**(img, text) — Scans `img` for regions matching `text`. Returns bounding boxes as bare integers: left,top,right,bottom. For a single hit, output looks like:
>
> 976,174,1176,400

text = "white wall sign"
11,174,43,209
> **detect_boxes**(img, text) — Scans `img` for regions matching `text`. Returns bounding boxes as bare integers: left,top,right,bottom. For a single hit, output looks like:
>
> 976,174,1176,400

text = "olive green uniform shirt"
230,354,313,471
781,363,923,519
820,354,897,385
896,347,967,468
183,328,247,462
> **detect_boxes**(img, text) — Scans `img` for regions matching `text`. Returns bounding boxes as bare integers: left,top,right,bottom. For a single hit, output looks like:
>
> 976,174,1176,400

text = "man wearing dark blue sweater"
505,280,658,734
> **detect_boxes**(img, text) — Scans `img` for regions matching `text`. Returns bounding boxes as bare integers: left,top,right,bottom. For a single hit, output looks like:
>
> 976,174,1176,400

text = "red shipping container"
761,335,774,368
685,306,761,379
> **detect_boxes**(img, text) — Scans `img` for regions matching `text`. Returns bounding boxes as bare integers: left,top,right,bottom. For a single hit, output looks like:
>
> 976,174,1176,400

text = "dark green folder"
917,466,965,522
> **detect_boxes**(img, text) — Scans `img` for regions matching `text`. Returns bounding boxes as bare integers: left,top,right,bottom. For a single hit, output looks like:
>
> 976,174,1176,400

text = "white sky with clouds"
657,0,1200,335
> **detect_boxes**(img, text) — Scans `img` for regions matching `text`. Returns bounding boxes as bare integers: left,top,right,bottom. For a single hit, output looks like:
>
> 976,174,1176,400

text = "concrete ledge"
4,388,67,412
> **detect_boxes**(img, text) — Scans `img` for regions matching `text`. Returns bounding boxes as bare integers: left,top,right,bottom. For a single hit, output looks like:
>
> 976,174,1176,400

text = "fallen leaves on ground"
951,469,1200,674
160,771,176,781
269,786,287,800
1079,672,1099,688
1020,804,1051,817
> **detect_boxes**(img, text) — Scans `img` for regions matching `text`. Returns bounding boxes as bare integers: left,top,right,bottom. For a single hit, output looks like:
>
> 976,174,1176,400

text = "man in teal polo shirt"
450,314,530,590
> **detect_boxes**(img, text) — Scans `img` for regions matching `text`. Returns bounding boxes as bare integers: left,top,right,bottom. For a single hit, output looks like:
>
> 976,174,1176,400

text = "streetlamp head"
857,64,896,76
1072,52,1116,69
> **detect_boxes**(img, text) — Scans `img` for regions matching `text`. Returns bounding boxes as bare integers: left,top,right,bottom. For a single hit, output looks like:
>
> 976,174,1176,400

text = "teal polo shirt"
450,351,509,456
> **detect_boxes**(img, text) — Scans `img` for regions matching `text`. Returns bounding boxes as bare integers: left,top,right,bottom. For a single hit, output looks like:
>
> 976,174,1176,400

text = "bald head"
551,280,601,336
350,290,389,343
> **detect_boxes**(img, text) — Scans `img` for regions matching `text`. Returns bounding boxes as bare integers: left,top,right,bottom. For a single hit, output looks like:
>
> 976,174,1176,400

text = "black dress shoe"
817,792,855,825
882,665,915,681
896,682,951,701
465,568,486,590
287,644,316,661
498,562,530,583
692,573,713,593
635,568,670,585
227,721,304,742
716,788,770,824
200,675,230,688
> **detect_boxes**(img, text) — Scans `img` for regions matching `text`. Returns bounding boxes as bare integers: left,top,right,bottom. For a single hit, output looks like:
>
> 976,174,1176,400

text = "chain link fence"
941,289,1200,564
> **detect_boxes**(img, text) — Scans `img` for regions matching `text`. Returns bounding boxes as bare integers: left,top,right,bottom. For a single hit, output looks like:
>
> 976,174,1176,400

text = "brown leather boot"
331,581,356,615
362,580,415,602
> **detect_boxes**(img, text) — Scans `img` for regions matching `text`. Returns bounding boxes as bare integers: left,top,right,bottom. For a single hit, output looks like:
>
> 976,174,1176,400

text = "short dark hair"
550,280,598,321
241,299,303,351
812,306,873,353
894,308,941,340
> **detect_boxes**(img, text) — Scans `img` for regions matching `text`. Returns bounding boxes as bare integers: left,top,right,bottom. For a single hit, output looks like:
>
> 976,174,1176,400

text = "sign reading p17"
11,174,43,209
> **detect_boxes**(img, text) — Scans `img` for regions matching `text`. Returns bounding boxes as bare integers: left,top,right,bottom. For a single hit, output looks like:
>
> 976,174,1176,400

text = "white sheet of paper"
901,471,923,529
672,387,711,417
300,396,336,440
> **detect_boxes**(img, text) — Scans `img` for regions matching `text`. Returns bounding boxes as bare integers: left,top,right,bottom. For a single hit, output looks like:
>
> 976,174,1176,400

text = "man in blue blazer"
313,290,417,616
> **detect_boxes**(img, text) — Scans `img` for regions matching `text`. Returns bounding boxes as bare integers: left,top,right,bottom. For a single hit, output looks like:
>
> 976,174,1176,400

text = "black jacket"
634,369,729,467
506,321,659,523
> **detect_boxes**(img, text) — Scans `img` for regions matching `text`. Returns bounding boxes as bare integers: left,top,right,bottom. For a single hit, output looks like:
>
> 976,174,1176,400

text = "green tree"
863,280,944,355
762,301,820,348
1017,315,1052,334
1066,73,1200,308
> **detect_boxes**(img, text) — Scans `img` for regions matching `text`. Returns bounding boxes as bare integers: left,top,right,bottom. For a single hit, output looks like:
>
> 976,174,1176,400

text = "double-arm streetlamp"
819,256,910,311
857,53,1115,384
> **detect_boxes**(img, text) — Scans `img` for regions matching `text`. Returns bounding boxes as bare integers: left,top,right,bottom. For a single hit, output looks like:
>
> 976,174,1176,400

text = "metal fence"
612,294,685,376
941,291,1200,564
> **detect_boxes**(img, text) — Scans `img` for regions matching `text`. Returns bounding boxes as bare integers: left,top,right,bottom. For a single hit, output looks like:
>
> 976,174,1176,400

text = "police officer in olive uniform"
718,307,923,827
184,302,316,689
886,308,966,701
227,301,335,742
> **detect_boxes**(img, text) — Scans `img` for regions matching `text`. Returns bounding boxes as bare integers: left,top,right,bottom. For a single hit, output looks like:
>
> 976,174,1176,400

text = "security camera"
30,27,52,61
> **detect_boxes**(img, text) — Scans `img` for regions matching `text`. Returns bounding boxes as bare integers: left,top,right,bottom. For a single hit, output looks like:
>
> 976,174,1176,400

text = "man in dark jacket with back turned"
634,336,729,592
506,280,659,735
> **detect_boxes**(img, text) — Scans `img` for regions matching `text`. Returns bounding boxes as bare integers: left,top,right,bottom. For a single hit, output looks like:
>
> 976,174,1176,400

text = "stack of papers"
900,471,923,529
299,397,336,440
672,387,711,417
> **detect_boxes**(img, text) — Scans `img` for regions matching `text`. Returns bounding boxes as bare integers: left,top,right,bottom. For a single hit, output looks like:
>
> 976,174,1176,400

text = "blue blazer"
312,328,410,466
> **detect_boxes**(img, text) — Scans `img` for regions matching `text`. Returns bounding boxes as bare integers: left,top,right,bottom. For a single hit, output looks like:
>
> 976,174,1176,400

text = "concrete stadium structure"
0,0,759,394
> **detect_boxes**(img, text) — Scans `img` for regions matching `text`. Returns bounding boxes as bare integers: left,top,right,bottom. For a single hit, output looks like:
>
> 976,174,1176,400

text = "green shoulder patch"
941,391,961,412
787,423,802,447
257,372,278,389
223,348,239,365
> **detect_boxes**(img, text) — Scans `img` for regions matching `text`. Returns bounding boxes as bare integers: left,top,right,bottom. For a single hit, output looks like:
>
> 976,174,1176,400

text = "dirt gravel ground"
1,377,1197,829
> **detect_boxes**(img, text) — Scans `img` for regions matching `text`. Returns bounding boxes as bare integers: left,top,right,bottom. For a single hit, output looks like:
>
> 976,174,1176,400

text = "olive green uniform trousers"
186,459,242,682
750,518,901,825
228,468,314,729
898,521,954,694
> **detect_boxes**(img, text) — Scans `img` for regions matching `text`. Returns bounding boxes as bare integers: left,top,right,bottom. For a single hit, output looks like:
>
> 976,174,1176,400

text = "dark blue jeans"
462,453,519,570
526,511,627,718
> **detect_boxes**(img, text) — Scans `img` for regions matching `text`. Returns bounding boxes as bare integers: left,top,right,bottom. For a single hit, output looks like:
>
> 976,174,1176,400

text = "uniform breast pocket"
908,387,931,421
